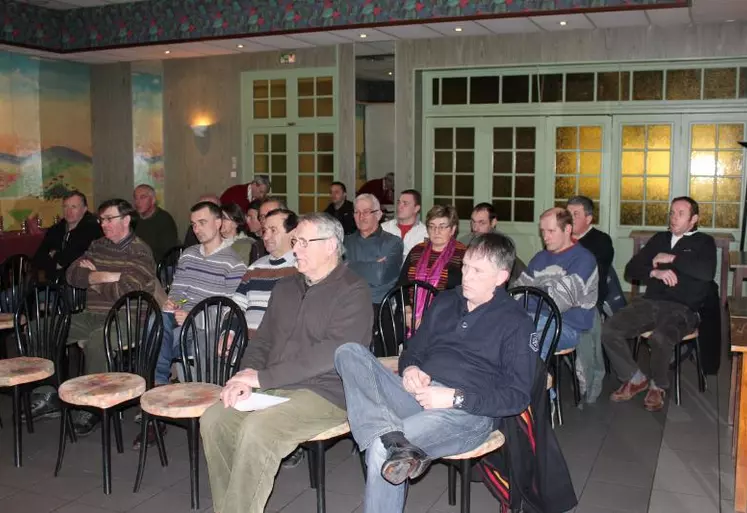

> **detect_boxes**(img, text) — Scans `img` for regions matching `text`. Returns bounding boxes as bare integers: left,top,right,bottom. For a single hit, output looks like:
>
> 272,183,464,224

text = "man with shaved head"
515,207,598,359
133,184,179,263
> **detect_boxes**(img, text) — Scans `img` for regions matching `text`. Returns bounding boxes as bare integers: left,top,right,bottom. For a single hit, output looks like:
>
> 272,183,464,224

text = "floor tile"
588,456,656,489
75,477,162,512
128,488,208,513
0,488,70,513
648,489,719,513
576,481,650,513
279,488,362,513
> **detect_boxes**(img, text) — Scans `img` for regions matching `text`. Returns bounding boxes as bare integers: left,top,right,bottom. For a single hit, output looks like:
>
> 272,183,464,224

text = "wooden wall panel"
91,63,134,204
395,22,747,191
337,44,356,192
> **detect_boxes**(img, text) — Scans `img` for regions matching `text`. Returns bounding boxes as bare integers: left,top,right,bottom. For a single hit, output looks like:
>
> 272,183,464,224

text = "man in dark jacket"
603,196,716,412
335,233,537,513
324,181,356,235
33,190,102,284
200,213,373,513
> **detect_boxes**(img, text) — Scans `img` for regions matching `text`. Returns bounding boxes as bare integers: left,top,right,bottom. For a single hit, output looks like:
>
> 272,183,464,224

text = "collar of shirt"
200,238,233,257
670,230,696,249
269,250,296,266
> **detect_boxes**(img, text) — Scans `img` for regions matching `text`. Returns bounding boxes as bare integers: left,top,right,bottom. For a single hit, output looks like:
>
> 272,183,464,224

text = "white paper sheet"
232,392,290,412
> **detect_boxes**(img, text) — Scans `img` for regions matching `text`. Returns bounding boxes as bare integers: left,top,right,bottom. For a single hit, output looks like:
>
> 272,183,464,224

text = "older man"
220,174,271,213
133,184,179,263
345,194,403,305
32,190,102,284
200,213,373,513
64,198,164,435
335,233,537,513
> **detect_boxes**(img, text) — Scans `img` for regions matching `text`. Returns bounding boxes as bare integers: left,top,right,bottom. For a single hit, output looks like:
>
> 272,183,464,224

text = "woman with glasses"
399,204,466,330
220,203,255,265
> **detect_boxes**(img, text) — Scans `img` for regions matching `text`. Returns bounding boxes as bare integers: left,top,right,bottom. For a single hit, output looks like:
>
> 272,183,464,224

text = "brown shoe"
644,388,666,411
132,422,167,451
610,378,649,402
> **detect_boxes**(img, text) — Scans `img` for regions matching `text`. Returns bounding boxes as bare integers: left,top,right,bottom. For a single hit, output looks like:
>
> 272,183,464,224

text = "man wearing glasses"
62,199,165,436
201,213,373,513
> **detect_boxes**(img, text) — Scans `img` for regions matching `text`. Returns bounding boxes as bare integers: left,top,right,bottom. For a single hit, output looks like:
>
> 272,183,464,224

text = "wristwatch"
453,389,465,409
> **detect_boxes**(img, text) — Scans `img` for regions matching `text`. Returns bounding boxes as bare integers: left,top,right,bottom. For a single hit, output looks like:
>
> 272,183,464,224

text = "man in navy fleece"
516,207,598,359
334,233,537,513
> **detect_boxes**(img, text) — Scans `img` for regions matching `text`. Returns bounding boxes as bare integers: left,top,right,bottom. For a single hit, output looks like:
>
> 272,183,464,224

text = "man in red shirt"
357,172,394,210
220,175,271,213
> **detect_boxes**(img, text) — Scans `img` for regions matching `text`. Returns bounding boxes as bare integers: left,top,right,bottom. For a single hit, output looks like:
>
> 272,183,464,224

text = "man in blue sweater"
516,208,599,359
335,233,537,513
603,196,716,412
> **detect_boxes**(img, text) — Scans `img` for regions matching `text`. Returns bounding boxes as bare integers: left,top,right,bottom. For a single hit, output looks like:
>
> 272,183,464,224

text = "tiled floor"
0,352,737,513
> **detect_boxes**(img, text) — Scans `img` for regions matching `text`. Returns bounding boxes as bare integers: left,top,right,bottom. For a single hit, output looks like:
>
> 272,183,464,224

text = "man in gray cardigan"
200,213,373,513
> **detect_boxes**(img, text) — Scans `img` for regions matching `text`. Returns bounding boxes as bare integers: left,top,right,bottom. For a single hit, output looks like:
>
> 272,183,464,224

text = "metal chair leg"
357,447,367,482
448,464,457,505
153,419,168,467
306,446,318,489
567,353,581,406
12,386,22,467
459,459,472,513
113,410,124,454
674,343,682,406
554,356,564,427
133,413,150,493
55,408,69,476
101,409,112,494
313,441,326,513
694,337,706,392
187,418,200,510
23,388,34,434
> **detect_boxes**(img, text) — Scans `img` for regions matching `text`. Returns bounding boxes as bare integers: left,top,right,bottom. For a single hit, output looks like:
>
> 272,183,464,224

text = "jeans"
537,313,580,361
155,312,180,385
334,343,493,513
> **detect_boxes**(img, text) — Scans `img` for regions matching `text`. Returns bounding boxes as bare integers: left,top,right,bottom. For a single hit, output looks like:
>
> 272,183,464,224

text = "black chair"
134,296,249,510
377,280,440,356
157,246,184,294
0,285,71,467
0,254,34,314
55,291,164,495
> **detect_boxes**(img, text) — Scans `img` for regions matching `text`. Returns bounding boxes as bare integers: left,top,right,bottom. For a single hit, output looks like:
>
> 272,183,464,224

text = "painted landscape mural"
132,70,165,204
0,51,92,230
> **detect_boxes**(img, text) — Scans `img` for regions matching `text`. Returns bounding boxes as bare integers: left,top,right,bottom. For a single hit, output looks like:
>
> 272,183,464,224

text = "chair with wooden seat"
303,421,352,513
54,291,164,495
377,280,439,357
134,296,248,510
633,328,704,405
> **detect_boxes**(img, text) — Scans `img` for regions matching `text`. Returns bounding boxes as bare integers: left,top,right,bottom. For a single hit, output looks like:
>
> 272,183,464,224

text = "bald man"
184,194,221,247
133,184,179,263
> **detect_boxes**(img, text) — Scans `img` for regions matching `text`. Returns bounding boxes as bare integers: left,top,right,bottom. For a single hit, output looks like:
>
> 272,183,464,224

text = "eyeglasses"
427,224,452,232
98,215,124,224
290,237,331,249
354,209,379,217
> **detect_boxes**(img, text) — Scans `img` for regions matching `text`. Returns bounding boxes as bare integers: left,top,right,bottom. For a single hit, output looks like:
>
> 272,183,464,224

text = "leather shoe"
73,411,100,437
132,422,167,451
380,440,431,485
22,392,61,423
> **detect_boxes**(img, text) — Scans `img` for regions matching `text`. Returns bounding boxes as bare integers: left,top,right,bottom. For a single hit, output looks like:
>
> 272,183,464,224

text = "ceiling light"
559,21,567,26
237,44,244,48
164,50,170,54
726,19,735,22
388,71,393,76
454,27,463,32
359,33,367,39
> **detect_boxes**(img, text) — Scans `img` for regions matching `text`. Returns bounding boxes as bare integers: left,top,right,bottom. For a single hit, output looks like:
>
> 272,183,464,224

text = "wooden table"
629,230,734,304
0,313,13,330
729,297,747,513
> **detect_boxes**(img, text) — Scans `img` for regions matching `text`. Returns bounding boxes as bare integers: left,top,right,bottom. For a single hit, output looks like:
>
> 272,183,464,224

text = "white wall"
364,103,395,180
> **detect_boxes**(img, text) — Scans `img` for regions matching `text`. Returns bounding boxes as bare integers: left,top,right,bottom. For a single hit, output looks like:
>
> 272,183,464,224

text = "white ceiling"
3,1,746,82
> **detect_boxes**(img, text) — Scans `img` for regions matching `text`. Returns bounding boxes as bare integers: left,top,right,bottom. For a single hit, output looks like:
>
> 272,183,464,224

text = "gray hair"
134,184,156,197
466,232,516,273
252,174,271,190
567,195,594,217
298,212,345,260
355,193,381,212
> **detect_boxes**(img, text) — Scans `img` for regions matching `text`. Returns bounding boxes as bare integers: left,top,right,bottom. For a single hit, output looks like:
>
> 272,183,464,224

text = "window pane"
579,177,600,199
692,125,716,149
740,68,747,99
515,176,534,198
254,134,268,153
597,72,621,101
273,175,287,194
316,97,333,117
455,199,474,220
493,152,512,173
433,78,440,105
666,69,701,100
579,126,602,150
270,99,286,118
646,203,668,226
516,152,535,174
317,76,333,96
299,196,315,214
470,76,500,104
434,152,452,174
298,98,314,117
455,152,474,173
633,70,663,101
271,134,286,152
620,202,643,225
516,127,536,149
716,177,741,202
493,128,513,149
270,79,286,98
621,177,644,200
690,151,716,176
502,75,530,103
435,128,453,150
647,125,671,150
299,134,315,152
299,176,315,194
493,176,512,197
317,133,334,152
298,78,314,97
646,152,670,176
719,151,744,176
555,176,576,198
622,126,645,149
566,73,595,102
253,80,268,99
254,155,268,173
254,100,269,119
455,175,474,196
621,152,644,175
621,71,631,101
719,125,745,149
556,152,577,175
317,154,334,174
580,152,601,174
514,201,534,222
442,77,468,105
271,155,286,173
703,68,737,100
299,155,315,174
532,74,563,103
556,127,578,150
699,203,713,227
455,128,475,149
493,200,511,221
646,177,670,201
690,177,714,202
716,204,740,228
434,175,453,196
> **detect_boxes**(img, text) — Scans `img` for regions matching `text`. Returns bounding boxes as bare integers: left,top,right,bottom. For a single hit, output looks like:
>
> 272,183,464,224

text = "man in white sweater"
382,189,428,260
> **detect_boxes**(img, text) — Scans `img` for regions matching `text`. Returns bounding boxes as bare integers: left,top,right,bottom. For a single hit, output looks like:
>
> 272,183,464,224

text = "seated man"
603,196,716,412
184,194,220,247
382,189,428,259
247,197,286,264
64,199,164,435
133,184,180,263
345,193,403,306
324,181,356,235
515,208,598,359
32,190,102,284
335,232,537,513
200,213,373,513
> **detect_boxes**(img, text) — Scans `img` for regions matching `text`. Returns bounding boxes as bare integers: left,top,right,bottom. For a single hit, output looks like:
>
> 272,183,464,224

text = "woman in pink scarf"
399,205,467,332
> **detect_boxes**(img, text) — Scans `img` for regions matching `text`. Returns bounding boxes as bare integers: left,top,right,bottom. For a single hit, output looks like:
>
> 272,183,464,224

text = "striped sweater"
168,240,247,311
232,251,298,331
399,241,467,291
66,233,163,313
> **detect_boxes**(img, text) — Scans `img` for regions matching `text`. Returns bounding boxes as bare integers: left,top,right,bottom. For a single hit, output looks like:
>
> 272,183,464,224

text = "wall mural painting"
0,52,92,231
132,71,165,204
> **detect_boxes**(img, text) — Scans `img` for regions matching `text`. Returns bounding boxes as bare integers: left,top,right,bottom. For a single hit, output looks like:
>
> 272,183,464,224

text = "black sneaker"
21,392,61,423
73,411,100,437
281,448,305,469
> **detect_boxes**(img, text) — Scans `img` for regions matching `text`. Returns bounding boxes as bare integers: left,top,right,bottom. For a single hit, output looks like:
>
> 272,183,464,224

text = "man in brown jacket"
200,212,373,513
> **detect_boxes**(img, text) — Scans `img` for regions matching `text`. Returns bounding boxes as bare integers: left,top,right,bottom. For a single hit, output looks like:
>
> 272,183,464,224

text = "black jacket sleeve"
55,217,103,270
672,234,717,282
624,232,667,283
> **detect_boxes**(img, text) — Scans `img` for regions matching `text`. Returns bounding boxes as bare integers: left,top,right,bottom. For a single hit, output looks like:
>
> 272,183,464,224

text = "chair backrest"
14,284,71,382
507,286,563,360
179,296,249,386
157,245,184,293
0,254,34,313
61,283,87,314
102,291,164,387
377,280,440,356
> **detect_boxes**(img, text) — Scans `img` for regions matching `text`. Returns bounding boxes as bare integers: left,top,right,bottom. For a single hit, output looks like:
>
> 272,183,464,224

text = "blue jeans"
155,312,180,385
538,313,580,361
334,343,493,513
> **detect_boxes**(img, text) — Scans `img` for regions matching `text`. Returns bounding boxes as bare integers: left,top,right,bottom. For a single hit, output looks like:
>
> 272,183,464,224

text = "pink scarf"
411,238,456,331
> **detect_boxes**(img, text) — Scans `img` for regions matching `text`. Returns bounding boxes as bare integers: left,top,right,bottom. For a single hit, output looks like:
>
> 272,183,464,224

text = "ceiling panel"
331,28,397,43
175,42,237,56
286,32,351,46
476,17,542,34
377,24,442,39
249,35,313,49
645,7,692,26
586,10,650,28
354,41,396,56
426,21,493,36
198,38,275,52
529,13,595,31
691,0,747,22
